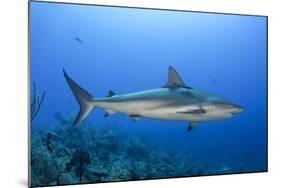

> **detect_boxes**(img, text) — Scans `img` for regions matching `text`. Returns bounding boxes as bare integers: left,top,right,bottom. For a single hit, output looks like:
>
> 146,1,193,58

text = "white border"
1,0,280,188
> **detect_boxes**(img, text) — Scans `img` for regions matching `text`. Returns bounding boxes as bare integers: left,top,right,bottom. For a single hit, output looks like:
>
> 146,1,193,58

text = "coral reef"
30,82,46,122
31,119,212,187
65,149,91,183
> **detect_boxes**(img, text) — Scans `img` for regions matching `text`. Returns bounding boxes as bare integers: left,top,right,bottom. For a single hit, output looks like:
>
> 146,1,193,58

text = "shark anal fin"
163,66,191,88
104,109,115,117
129,114,141,121
106,90,116,97
187,122,197,132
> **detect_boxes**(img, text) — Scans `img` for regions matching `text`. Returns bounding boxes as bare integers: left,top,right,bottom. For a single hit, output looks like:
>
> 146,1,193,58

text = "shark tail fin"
63,69,95,126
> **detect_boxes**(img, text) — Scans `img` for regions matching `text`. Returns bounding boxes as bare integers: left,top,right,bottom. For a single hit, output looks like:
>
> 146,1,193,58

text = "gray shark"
63,66,243,131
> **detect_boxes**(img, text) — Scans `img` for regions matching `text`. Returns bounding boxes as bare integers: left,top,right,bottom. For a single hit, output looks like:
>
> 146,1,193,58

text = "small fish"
74,37,83,44
213,79,216,85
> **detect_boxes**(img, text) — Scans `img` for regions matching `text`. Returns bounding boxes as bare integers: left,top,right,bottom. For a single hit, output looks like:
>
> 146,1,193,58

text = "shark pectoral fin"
177,109,206,114
163,66,192,89
187,122,198,132
129,114,141,121
106,90,116,97
104,109,115,117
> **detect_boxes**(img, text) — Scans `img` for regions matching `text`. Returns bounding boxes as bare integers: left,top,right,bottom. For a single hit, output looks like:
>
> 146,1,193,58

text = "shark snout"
231,104,243,114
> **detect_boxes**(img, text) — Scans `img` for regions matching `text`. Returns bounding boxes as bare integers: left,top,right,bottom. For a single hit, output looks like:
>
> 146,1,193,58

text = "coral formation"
65,149,91,183
31,117,254,187
30,82,46,122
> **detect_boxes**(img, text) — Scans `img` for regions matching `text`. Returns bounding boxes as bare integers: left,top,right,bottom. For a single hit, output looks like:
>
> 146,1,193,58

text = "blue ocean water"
30,1,267,186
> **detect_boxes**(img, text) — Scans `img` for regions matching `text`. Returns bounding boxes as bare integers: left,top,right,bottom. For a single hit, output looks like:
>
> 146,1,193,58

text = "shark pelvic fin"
63,69,95,126
129,114,141,121
106,90,116,97
187,122,197,132
104,109,116,117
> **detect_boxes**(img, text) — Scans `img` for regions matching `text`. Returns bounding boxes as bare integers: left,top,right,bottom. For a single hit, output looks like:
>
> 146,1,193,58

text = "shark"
63,66,243,131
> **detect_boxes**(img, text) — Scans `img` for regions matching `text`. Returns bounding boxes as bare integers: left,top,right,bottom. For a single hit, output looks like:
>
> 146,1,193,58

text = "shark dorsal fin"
164,66,187,88
106,90,116,97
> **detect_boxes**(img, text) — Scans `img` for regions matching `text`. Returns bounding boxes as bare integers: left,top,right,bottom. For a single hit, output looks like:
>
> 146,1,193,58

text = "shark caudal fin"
63,69,95,126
